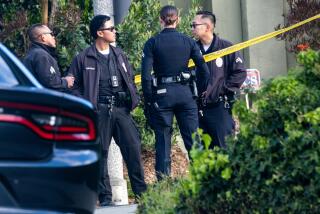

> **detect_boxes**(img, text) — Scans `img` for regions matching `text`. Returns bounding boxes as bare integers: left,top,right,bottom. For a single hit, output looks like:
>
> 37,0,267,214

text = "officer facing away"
141,5,210,180
68,15,146,206
24,24,74,91
192,11,247,148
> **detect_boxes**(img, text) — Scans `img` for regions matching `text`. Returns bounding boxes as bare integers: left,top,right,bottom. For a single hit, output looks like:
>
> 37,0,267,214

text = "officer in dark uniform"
141,5,210,180
68,15,146,206
192,11,247,148
24,24,74,91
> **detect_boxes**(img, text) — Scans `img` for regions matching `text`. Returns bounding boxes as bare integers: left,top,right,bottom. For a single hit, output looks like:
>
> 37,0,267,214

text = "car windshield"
0,55,19,87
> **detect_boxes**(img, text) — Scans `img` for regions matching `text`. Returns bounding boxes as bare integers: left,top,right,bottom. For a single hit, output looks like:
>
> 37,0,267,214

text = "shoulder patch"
235,57,243,64
49,66,56,74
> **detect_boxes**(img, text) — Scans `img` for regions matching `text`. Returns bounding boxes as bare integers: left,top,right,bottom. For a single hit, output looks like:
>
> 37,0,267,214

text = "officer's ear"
207,22,214,33
176,17,180,25
159,17,165,28
96,30,104,38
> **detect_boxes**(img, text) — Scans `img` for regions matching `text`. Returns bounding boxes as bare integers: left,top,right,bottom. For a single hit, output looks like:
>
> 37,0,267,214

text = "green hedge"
138,49,320,213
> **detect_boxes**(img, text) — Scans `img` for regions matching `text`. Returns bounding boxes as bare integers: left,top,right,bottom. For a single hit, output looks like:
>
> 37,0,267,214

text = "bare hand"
64,76,75,88
201,91,207,98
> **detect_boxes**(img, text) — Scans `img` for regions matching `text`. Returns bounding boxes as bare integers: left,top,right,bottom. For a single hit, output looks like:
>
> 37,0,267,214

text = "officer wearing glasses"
68,15,146,207
141,5,210,180
24,24,74,91
191,11,247,148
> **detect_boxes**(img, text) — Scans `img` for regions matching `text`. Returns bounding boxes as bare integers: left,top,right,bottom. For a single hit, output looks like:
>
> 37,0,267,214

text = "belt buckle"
176,76,181,82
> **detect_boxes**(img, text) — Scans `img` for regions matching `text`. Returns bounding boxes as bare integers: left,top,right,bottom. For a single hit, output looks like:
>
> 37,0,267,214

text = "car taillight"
0,101,96,141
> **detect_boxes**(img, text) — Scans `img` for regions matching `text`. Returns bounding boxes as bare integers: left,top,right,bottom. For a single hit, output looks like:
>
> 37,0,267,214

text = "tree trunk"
49,0,58,27
41,0,48,25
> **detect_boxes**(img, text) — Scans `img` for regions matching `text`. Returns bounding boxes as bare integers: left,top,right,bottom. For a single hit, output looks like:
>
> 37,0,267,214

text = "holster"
189,70,198,99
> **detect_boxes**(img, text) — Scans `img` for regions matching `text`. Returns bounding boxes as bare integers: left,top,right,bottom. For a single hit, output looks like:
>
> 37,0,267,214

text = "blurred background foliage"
276,0,320,52
0,0,93,72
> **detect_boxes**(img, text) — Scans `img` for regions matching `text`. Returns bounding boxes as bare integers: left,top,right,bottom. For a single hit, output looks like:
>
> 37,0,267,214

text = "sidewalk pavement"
94,204,138,214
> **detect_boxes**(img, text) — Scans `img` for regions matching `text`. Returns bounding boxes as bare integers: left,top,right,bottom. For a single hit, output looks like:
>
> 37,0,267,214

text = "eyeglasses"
42,32,55,36
190,23,206,28
99,26,116,32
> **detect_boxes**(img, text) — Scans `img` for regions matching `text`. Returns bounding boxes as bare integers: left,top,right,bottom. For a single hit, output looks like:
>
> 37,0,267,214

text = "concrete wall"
210,0,243,45
242,0,287,79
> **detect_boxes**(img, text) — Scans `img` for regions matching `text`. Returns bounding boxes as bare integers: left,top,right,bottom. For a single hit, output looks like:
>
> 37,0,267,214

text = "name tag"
86,67,95,70
157,88,167,94
121,63,128,73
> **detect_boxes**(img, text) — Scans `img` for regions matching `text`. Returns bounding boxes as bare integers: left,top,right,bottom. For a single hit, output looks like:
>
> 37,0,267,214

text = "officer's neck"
200,33,214,46
95,39,110,52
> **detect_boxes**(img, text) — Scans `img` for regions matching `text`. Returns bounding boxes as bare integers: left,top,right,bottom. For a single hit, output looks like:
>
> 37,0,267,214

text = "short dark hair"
27,23,45,42
196,11,216,26
160,5,178,26
90,15,111,39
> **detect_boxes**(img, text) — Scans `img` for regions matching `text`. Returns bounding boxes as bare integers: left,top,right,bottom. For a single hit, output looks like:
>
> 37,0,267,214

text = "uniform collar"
197,33,220,53
87,43,121,58
31,42,57,57
160,28,177,33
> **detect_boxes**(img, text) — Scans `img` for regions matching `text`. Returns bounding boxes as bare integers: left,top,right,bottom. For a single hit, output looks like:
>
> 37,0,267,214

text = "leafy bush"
177,131,233,213
0,0,92,72
276,0,320,52
0,0,40,56
138,50,320,213
137,177,181,214
54,3,92,72
132,103,156,150
179,49,320,213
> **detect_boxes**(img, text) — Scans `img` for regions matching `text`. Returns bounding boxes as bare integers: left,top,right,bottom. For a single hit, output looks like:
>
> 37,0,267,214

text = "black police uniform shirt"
23,42,68,91
97,48,125,97
141,28,210,102
198,34,246,103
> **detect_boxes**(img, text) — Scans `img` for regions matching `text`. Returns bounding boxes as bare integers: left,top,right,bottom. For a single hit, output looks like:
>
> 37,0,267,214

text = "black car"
0,43,100,214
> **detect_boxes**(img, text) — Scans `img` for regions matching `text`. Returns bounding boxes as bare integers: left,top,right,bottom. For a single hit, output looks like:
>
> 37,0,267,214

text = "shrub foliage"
138,50,320,213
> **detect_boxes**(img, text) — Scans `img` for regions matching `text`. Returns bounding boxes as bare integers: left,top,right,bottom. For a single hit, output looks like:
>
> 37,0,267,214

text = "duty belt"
158,75,181,84
98,95,116,105
201,95,231,109
98,95,129,115
98,95,128,107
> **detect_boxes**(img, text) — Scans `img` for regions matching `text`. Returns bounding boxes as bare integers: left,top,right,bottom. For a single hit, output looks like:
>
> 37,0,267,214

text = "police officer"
141,5,210,180
191,11,247,148
24,24,74,91
68,15,146,206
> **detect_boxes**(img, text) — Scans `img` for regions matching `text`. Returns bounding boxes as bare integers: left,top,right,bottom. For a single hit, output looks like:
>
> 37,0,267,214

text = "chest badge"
215,57,223,68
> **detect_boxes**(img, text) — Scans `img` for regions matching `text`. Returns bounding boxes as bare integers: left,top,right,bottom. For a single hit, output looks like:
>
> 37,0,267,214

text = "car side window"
0,55,19,87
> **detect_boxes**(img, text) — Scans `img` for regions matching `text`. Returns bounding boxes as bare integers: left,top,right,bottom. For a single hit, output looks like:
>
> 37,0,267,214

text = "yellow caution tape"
135,13,320,84
135,74,141,84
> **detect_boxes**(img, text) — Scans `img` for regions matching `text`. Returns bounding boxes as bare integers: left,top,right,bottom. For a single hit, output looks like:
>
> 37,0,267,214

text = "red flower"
297,43,309,51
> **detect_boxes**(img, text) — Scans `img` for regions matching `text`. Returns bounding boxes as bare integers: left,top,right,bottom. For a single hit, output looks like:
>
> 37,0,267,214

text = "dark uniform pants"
150,83,198,180
199,101,234,148
97,104,146,203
